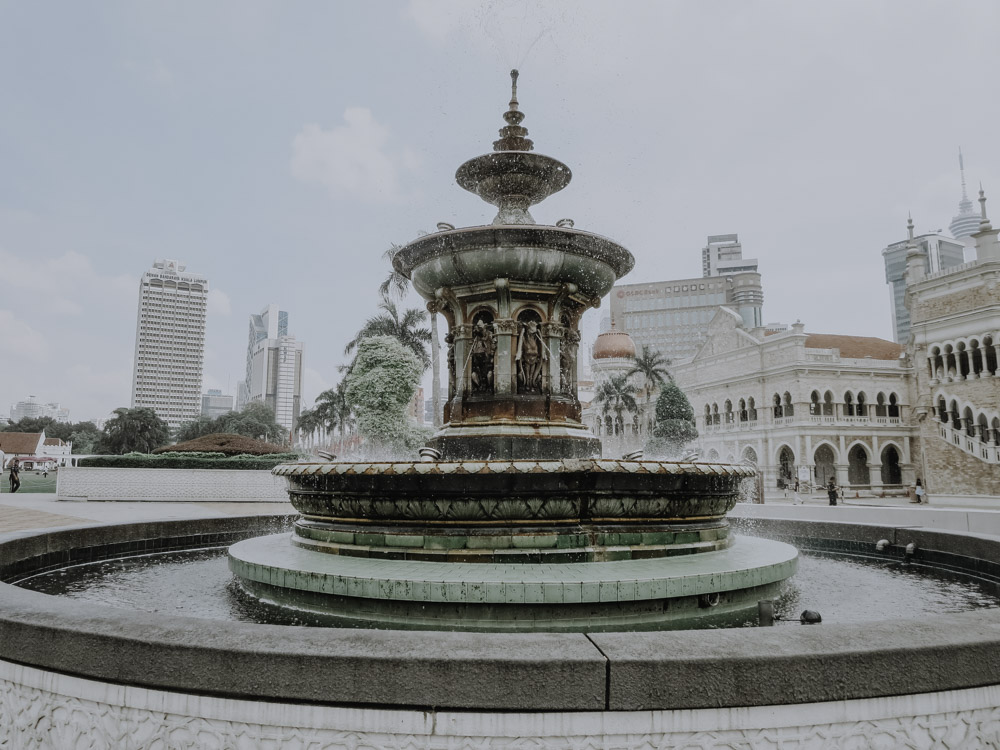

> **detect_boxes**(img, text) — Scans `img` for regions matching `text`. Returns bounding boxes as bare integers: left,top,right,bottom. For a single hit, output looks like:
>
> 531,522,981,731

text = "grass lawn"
1,470,58,494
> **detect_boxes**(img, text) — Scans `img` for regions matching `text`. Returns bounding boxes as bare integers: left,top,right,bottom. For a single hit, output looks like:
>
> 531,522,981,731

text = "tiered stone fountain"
229,72,797,631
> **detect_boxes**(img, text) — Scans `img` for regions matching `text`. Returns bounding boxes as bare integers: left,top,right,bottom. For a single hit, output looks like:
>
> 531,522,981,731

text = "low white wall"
56,467,289,502
3,659,1000,749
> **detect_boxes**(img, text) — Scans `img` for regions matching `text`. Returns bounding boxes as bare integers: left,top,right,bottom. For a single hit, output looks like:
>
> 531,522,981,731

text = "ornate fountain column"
393,71,633,459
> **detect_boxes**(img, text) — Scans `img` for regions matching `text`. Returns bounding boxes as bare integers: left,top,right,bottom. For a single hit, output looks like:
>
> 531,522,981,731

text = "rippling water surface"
16,546,1000,629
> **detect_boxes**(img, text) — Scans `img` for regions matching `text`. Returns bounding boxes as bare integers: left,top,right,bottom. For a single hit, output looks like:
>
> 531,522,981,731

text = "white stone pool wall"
56,466,289,502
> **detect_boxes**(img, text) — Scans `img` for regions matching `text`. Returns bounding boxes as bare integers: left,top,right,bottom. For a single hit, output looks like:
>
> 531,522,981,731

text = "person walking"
8,459,21,493
826,477,838,506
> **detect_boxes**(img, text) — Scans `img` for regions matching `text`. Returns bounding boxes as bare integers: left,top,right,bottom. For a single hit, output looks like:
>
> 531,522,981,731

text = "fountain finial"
493,69,533,152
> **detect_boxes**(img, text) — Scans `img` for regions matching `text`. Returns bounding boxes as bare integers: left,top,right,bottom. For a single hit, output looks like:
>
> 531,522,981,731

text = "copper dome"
592,327,636,360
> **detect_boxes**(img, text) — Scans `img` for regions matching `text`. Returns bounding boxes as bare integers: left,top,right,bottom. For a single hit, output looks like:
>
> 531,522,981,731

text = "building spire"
979,185,992,231
959,148,969,201
907,213,915,242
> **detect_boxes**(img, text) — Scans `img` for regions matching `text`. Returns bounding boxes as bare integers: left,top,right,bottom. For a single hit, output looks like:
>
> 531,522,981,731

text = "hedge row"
77,453,300,470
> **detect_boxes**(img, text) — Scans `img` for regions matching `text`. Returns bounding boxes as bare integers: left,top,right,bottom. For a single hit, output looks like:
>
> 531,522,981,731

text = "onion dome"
593,323,636,360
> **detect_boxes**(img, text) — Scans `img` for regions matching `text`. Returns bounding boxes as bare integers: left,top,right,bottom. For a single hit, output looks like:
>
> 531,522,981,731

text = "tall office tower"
882,225,967,343
949,149,981,246
131,260,209,429
242,304,303,437
610,270,764,361
701,234,759,277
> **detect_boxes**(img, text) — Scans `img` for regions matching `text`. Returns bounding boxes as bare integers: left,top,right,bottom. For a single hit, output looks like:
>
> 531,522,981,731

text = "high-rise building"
949,149,981,245
701,234,759,277
201,389,234,419
241,304,303,436
131,259,209,429
611,238,764,361
882,220,966,344
8,396,70,423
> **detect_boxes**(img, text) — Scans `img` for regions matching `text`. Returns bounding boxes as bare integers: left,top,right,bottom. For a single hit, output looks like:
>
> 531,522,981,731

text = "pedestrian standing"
9,459,21,493
826,477,838,506
914,478,926,504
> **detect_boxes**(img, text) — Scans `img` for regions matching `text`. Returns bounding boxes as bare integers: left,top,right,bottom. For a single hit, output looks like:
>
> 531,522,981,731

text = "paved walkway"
0,494,293,534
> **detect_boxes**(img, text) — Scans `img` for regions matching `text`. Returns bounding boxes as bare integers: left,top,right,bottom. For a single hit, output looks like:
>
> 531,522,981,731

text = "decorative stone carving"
516,318,546,394
5,661,1000,750
562,329,581,396
470,317,496,394
445,332,456,399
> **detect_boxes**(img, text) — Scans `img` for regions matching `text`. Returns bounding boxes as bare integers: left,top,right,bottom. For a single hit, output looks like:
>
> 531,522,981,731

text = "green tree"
344,336,427,456
594,374,639,435
381,242,442,427
174,415,219,443
645,381,699,458
220,403,288,444
345,299,432,370
96,408,171,454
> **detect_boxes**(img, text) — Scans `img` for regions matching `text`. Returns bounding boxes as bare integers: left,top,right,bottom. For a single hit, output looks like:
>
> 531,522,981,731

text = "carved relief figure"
561,329,580,396
516,317,546,393
470,317,496,393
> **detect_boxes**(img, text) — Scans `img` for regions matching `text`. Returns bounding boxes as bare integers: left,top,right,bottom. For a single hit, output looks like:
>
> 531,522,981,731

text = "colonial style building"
670,310,914,492
907,191,1000,498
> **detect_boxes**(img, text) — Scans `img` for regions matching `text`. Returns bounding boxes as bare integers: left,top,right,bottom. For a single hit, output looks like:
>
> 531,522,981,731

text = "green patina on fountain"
229,72,797,631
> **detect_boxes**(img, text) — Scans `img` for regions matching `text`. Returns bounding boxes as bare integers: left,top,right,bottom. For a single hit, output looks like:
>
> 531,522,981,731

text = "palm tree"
626,345,672,432
380,243,442,427
594,374,639,436
345,299,432,370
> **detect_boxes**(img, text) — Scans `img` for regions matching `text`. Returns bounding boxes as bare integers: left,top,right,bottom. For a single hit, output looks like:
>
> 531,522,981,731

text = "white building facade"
130,259,209,429
672,310,916,493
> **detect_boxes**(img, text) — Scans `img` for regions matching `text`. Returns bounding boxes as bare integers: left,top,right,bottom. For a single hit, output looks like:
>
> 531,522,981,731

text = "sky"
1,1,998,422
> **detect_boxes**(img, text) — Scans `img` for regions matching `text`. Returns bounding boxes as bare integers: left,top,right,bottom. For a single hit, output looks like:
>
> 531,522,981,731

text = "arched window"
977,413,989,443
984,335,998,376
992,417,1000,446
847,444,870,486
937,396,948,423
748,397,757,421
778,446,794,488
970,339,984,376
823,391,833,416
783,392,794,417
876,392,887,417
814,444,836,487
724,400,733,424
605,415,613,435
773,393,783,419
880,445,902,485
712,403,720,425
615,415,624,436
738,398,747,422
857,392,867,417
957,342,970,379
963,406,975,437
742,446,758,465
888,393,900,418
704,404,711,427
844,391,855,416
950,400,961,430
810,391,821,415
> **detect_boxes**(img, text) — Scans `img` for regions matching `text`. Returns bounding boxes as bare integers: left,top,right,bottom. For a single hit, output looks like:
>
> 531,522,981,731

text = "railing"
873,416,902,425
924,260,978,282
937,422,1000,464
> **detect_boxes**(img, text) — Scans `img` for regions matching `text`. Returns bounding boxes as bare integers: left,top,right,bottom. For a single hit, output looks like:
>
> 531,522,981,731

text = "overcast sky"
2,1,998,422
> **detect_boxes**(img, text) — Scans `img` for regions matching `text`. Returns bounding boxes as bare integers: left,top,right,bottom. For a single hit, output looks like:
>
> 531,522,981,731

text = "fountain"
228,71,797,631
5,71,1000,749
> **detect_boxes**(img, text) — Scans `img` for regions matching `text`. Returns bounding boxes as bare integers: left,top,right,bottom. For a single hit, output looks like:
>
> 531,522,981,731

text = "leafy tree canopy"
175,403,288,445
1,416,101,444
95,408,171,455
344,335,428,456
645,381,698,458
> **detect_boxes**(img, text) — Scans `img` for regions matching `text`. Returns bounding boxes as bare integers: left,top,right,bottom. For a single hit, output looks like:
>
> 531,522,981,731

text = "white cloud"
290,107,416,203
207,288,232,316
0,249,135,315
0,310,49,362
